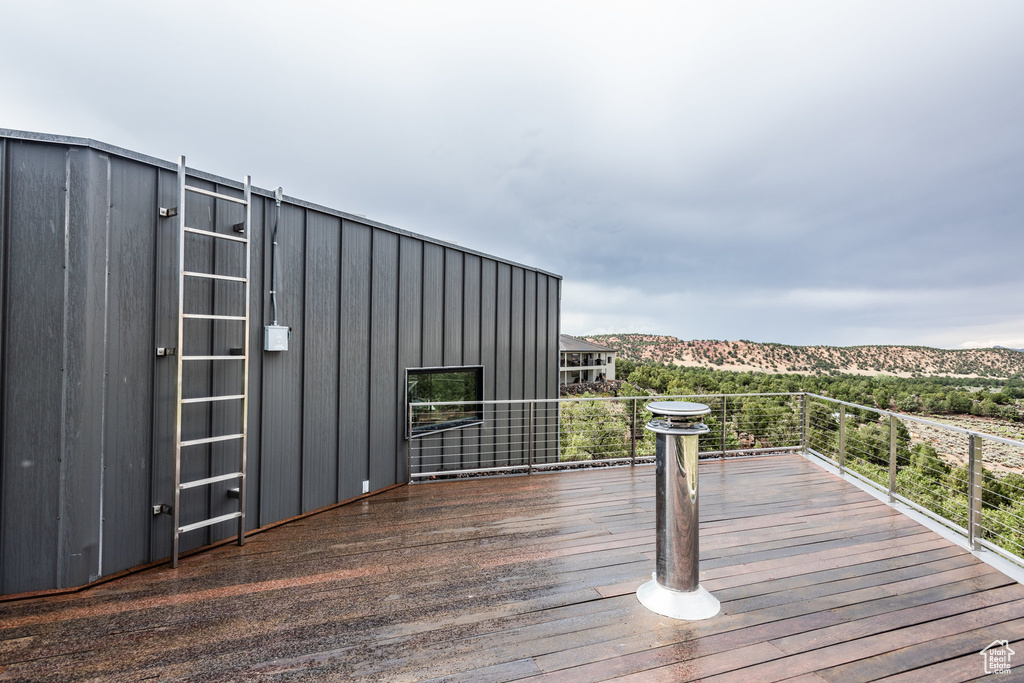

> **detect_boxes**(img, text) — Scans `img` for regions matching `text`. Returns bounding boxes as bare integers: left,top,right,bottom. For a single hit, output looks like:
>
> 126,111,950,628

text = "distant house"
559,334,616,385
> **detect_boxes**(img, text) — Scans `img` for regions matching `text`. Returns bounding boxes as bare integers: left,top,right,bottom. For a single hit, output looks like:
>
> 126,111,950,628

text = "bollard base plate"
637,578,720,621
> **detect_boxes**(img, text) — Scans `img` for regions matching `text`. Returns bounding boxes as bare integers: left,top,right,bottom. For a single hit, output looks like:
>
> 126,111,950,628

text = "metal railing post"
721,396,727,457
801,393,810,453
528,401,535,474
968,434,983,549
630,398,638,466
837,404,846,474
407,403,414,483
888,414,898,502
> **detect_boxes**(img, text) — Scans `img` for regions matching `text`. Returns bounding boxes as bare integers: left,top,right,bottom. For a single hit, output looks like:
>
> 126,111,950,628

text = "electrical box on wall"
264,325,289,351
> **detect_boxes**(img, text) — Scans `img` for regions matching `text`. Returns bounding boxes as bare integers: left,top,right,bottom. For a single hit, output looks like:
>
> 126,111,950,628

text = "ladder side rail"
238,175,251,546
172,156,187,568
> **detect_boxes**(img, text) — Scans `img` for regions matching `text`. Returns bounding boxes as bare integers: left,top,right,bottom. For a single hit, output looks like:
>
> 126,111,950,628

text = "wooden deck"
2,454,1023,682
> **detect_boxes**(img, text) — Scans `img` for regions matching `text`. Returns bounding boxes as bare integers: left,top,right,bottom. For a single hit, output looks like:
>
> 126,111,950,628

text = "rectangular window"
406,366,484,437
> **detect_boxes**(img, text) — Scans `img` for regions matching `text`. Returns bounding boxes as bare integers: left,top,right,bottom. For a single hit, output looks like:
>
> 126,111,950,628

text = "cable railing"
408,391,1024,570
407,392,803,477
803,392,1024,571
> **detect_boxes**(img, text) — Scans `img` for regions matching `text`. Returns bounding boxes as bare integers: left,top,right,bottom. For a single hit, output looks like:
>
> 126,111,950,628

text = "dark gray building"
0,129,561,596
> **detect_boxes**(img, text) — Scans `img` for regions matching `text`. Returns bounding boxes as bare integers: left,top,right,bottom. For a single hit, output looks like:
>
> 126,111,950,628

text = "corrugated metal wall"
0,132,561,595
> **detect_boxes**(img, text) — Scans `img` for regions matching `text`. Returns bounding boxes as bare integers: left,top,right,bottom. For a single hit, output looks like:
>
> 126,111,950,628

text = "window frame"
405,365,485,438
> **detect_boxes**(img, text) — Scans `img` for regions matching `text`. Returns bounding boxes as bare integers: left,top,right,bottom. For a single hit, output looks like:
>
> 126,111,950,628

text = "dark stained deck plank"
0,454,1020,682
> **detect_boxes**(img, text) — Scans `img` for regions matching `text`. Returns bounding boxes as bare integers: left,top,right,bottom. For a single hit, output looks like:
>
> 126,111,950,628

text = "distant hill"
587,334,1024,380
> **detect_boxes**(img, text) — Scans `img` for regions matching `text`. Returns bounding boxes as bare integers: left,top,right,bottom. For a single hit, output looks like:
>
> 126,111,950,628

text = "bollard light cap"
646,401,711,418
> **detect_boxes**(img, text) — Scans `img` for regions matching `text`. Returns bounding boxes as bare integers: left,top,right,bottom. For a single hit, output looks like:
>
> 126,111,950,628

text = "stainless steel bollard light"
636,401,721,620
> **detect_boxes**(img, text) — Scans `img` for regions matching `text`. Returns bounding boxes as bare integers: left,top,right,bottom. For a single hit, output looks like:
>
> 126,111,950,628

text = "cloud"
2,0,1023,348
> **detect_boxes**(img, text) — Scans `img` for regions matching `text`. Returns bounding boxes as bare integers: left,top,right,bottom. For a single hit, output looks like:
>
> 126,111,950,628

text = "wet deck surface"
2,454,1023,682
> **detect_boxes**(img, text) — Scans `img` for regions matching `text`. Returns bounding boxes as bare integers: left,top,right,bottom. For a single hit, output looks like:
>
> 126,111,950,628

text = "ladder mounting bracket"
152,504,172,516
156,347,176,357
160,207,178,218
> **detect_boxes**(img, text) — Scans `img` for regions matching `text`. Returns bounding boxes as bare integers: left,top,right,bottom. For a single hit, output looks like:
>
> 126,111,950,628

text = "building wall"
559,350,616,384
0,132,561,595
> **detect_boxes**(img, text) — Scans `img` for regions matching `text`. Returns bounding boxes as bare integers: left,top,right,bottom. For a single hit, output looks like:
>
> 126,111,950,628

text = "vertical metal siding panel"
550,278,561,463
209,181,250,540
462,255,481,363
149,167,180,559
509,267,525,464
258,203,304,524
419,244,445,470
102,157,157,574
338,220,371,500
396,237,422,481
301,211,341,512
478,259,497,467
535,276,552,463
369,229,398,488
60,149,110,586
421,244,444,367
495,263,511,466
443,249,463,365
461,255,481,468
1,142,65,592
523,271,537,400
552,278,561,399
441,249,463,469
522,271,537,467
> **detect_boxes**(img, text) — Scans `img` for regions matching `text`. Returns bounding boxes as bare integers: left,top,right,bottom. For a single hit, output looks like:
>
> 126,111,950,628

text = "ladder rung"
184,185,249,206
183,314,246,321
178,511,242,534
181,355,246,361
180,472,243,490
184,226,248,244
182,394,246,404
183,271,248,283
181,433,244,447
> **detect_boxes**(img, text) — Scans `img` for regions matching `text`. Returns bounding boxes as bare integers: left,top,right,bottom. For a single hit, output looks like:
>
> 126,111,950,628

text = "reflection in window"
407,366,484,436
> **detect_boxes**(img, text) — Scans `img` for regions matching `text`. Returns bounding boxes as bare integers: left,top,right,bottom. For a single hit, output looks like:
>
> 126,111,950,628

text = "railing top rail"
410,392,803,408
805,392,1024,449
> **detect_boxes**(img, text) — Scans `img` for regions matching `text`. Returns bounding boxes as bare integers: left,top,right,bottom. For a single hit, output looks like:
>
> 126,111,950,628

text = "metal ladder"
171,156,251,568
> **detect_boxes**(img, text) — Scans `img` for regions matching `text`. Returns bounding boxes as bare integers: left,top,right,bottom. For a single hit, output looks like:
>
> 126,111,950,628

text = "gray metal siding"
259,203,305,525
0,133,561,595
421,243,444,368
369,229,399,489
396,237,423,481
302,210,341,512
479,259,498,465
150,166,180,558
1,142,66,592
101,156,159,575
338,220,371,501
61,148,109,587
461,255,482,469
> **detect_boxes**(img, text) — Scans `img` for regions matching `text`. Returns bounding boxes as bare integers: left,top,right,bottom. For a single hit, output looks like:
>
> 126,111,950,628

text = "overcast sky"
2,1,1022,348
